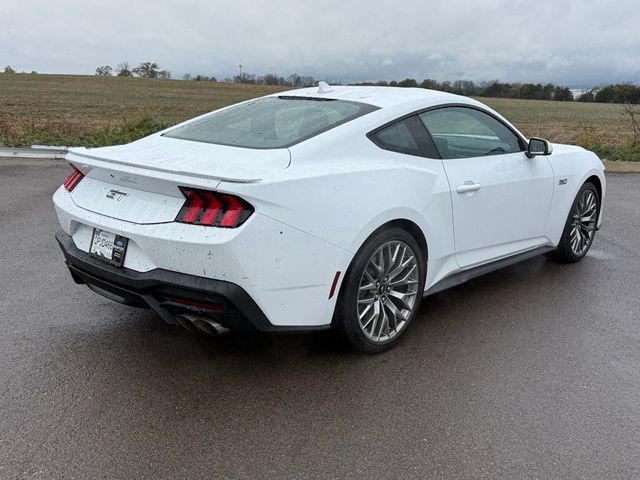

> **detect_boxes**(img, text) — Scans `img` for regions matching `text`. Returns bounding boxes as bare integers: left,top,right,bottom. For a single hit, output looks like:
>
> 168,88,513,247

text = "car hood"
66,134,291,183
549,142,587,154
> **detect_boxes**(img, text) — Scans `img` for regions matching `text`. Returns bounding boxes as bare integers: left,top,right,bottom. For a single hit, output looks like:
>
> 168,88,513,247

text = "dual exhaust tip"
175,313,230,336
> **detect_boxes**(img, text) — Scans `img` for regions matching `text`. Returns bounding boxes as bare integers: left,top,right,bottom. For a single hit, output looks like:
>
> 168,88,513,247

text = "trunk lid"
66,134,289,224
69,134,291,182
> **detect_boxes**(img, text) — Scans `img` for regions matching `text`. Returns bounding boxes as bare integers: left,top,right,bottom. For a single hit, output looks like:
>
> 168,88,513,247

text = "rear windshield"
163,96,378,149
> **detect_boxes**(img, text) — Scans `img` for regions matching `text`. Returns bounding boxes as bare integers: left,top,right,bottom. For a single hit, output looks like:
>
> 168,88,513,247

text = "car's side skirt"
424,245,556,297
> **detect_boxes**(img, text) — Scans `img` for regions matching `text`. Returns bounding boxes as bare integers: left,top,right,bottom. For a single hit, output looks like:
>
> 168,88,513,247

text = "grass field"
1,74,638,160
479,97,638,160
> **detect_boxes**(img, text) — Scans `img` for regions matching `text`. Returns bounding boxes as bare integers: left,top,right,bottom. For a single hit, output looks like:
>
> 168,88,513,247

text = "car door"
418,106,555,269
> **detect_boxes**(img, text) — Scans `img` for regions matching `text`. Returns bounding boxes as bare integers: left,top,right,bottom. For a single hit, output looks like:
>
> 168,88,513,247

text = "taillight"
176,188,254,228
63,165,85,191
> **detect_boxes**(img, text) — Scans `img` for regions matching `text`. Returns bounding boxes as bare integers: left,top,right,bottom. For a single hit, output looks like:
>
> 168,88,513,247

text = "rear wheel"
333,227,425,353
554,182,599,263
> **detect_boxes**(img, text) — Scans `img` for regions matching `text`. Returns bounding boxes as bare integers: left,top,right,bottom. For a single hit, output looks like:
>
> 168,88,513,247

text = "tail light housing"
63,165,85,191
176,188,254,228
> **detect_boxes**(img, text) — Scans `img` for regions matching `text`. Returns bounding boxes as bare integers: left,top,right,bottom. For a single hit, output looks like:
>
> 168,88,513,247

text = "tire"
554,181,599,263
333,227,426,353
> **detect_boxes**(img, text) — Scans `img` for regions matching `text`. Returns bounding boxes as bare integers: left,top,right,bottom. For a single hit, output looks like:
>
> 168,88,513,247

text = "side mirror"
526,137,553,158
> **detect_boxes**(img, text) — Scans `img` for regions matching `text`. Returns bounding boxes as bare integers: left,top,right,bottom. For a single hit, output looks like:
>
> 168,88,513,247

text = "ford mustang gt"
53,84,605,352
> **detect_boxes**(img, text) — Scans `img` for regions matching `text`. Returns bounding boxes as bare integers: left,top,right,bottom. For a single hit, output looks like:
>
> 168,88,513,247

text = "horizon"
0,70,633,92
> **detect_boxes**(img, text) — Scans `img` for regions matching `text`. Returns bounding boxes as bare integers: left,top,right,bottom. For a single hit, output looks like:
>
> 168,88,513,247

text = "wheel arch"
332,217,430,328
547,162,606,245
384,219,429,262
340,217,430,286
584,174,605,229
586,174,602,201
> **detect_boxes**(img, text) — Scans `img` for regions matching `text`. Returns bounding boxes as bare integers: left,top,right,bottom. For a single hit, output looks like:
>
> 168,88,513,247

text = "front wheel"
554,181,599,263
333,227,425,353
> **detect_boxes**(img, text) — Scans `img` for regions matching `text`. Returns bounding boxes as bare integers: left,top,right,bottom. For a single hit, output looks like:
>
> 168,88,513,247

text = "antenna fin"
317,81,334,94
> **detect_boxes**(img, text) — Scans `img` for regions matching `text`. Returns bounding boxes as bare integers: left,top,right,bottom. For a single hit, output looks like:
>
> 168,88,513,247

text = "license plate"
89,229,128,267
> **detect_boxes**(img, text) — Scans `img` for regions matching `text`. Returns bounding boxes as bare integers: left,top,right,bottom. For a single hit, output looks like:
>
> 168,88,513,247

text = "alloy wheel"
356,241,420,343
569,188,598,257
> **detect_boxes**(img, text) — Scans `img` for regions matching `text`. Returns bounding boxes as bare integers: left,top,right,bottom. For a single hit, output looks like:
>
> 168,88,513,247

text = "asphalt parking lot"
1,159,639,479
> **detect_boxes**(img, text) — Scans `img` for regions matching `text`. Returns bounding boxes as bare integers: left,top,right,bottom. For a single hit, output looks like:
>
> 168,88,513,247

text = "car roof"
272,85,528,150
273,85,472,109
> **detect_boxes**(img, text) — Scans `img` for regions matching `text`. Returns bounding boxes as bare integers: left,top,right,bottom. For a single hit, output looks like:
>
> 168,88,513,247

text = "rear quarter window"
369,115,440,159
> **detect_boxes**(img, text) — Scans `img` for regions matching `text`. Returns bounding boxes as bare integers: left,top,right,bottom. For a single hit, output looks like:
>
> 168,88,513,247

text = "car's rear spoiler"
66,149,262,184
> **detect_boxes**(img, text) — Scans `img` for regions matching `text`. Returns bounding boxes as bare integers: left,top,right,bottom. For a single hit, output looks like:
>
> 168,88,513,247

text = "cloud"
0,0,638,87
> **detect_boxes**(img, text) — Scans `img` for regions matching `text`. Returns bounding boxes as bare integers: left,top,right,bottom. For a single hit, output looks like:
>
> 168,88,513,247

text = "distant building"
571,89,588,99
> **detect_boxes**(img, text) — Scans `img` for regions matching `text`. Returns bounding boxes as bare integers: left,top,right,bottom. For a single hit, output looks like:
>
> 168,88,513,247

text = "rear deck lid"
66,134,290,224
68,133,291,183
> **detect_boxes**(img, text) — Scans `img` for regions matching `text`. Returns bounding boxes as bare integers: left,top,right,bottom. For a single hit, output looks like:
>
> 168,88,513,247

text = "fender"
544,147,605,245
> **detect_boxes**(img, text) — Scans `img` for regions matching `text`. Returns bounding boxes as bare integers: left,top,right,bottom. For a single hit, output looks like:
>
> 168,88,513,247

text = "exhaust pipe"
175,314,199,333
175,314,230,336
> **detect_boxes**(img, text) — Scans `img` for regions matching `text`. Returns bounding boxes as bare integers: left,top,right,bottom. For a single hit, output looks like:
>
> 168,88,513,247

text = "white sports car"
53,84,605,352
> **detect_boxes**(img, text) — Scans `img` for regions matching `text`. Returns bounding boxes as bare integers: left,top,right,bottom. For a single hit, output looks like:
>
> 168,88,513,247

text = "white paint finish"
543,144,606,243
220,138,457,290
67,134,291,183
441,152,556,267
71,177,185,224
54,187,347,327
69,222,94,252
53,86,606,329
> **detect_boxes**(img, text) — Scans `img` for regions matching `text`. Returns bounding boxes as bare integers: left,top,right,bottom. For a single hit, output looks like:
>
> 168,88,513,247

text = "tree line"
353,78,574,101
354,78,640,104
95,62,171,79
3,62,639,104
578,83,640,104
94,63,317,87
3,65,37,74
183,71,316,87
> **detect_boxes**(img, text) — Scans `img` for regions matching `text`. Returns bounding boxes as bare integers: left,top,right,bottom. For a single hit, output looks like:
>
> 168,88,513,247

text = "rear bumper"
53,186,347,328
56,230,328,333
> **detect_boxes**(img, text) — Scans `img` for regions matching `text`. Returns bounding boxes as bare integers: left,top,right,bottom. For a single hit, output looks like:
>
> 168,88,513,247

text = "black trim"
368,103,527,159
56,230,329,333
277,95,336,102
424,246,555,296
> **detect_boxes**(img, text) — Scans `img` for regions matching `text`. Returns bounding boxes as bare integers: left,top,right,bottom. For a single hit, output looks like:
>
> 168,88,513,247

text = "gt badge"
106,190,128,201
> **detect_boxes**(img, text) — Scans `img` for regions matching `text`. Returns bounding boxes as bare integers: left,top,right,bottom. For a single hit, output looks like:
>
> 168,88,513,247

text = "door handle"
456,181,483,194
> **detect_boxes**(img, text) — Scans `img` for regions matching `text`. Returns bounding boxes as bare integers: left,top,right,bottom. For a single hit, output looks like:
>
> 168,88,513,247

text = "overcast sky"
1,0,639,87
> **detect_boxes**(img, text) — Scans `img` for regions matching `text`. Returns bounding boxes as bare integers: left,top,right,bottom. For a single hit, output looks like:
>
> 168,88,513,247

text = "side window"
418,107,524,160
369,115,439,158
